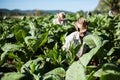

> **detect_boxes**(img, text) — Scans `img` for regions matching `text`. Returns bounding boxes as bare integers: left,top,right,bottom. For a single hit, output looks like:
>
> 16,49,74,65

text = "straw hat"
74,18,88,32
57,12,66,19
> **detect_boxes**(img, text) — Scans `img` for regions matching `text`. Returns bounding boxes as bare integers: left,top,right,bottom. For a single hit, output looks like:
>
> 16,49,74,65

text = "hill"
0,8,73,17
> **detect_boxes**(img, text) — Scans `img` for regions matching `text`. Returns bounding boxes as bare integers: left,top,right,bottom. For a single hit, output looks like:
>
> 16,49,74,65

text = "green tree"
95,0,120,14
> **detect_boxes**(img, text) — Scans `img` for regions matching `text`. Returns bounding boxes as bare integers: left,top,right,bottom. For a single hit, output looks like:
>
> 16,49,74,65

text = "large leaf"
1,72,26,80
83,34,103,48
44,43,63,64
21,60,33,73
79,46,101,67
94,69,120,80
94,63,120,80
107,47,120,56
78,34,105,67
14,29,27,43
29,22,36,37
43,75,62,80
102,63,120,72
86,71,96,80
14,24,28,43
32,32,48,51
21,58,44,73
0,51,7,61
100,73,120,80
66,61,86,80
93,69,103,77
45,67,65,76
1,43,23,52
21,59,43,80
1,43,23,61
66,33,106,80
43,67,65,80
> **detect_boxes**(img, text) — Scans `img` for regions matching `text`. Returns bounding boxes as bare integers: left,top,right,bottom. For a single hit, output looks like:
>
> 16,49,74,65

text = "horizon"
0,0,99,12
0,8,75,12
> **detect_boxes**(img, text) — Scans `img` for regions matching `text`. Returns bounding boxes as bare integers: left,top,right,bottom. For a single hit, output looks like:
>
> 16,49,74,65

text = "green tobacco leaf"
100,73,120,80
107,47,120,56
74,44,81,55
83,34,103,49
1,51,7,61
29,22,36,37
52,43,59,61
102,63,120,72
14,29,27,43
43,75,61,80
115,22,120,29
107,47,115,56
93,69,103,77
21,58,44,73
1,43,23,52
44,67,65,79
94,63,120,80
78,34,104,67
14,25,27,43
21,60,33,73
24,36,36,47
32,32,48,51
1,72,26,80
79,46,101,67
45,43,59,64
87,71,96,80
97,67,120,80
66,61,86,80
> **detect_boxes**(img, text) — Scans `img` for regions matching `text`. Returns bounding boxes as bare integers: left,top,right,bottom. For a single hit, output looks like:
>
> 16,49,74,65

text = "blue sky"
0,0,99,12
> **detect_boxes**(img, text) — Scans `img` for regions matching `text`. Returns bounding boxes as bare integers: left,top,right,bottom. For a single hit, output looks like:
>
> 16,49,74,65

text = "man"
108,10,113,17
53,12,66,26
62,18,90,60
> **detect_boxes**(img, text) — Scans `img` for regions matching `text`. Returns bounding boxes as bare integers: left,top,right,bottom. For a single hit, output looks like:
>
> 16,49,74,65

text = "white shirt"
62,31,90,57
108,10,113,17
53,18,66,26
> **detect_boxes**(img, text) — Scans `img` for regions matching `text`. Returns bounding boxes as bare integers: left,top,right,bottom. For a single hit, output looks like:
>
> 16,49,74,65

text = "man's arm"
62,32,76,50
76,42,87,58
62,35,72,50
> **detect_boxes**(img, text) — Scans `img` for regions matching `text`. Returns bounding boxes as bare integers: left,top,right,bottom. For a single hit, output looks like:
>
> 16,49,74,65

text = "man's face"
59,14,65,21
79,29,87,38
77,24,87,38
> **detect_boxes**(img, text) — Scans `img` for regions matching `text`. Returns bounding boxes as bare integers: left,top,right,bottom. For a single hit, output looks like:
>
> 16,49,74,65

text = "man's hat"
57,12,66,19
74,18,88,32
